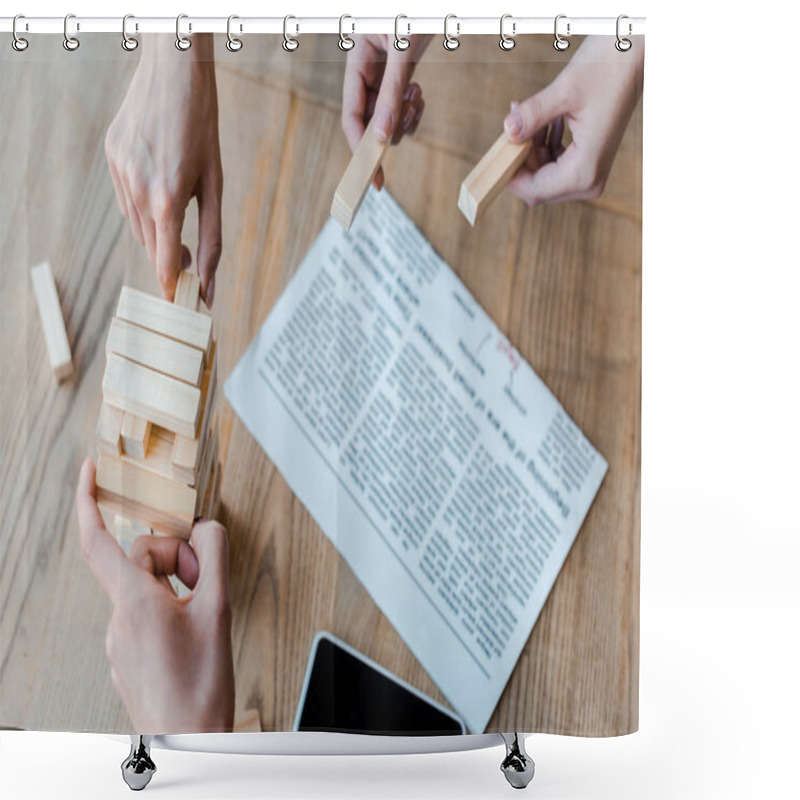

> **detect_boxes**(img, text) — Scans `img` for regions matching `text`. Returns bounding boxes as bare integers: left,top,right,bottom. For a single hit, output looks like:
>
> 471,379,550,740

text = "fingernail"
373,107,394,143
206,275,215,309
505,104,523,138
402,104,416,131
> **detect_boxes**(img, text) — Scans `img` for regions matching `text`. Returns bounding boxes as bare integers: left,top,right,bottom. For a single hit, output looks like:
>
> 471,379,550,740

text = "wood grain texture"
102,353,201,439
117,286,212,358
106,316,205,386
0,35,640,736
95,452,197,539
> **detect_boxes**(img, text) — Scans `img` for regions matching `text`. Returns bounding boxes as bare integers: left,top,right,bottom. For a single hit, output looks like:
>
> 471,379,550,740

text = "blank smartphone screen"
296,636,463,736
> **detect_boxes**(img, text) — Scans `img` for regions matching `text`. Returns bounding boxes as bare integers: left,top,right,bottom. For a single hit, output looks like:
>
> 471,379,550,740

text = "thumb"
504,84,568,144
506,146,584,207
189,520,230,608
196,163,223,309
371,54,416,144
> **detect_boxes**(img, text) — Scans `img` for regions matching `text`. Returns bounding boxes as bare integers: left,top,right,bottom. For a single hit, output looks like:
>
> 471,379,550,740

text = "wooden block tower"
94,271,221,562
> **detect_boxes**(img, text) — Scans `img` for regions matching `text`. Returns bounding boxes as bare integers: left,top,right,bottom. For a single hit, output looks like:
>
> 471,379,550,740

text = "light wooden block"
458,133,533,226
96,403,124,456
120,414,151,461
106,316,204,386
121,423,174,478
102,353,201,439
174,270,201,310
116,286,212,358
96,452,197,539
172,340,217,484
233,708,261,733
30,261,73,382
331,115,390,231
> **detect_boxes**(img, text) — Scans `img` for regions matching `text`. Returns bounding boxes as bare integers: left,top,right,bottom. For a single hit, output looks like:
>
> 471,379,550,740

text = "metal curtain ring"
12,14,28,52
226,15,243,52
616,14,632,51
554,14,570,51
338,15,354,51
394,15,410,51
283,15,299,51
443,14,460,51
122,14,139,51
176,14,191,51
499,14,515,51
63,14,79,51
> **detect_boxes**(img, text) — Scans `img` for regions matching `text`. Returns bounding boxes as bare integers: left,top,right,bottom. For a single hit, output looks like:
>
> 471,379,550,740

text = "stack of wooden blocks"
94,271,221,578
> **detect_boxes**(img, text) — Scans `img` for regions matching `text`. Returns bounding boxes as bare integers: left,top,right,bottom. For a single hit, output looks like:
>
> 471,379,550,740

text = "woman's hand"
341,35,432,189
105,34,222,306
77,459,234,733
503,36,644,206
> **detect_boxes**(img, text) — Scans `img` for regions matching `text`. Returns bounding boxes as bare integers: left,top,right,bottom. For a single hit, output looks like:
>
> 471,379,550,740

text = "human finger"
154,204,185,302
196,162,223,309
128,535,200,591
76,458,133,605
189,520,230,607
504,83,569,145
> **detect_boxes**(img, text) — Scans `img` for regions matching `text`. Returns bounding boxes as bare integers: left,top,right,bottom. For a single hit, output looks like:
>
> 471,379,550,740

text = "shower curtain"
0,25,642,739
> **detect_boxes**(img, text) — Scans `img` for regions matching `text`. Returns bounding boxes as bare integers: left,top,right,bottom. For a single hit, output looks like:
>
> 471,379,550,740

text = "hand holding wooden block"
458,133,534,226
331,115,390,231
30,261,73,382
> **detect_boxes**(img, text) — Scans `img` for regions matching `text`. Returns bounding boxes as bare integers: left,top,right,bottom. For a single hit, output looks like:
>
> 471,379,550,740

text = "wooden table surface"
0,35,641,736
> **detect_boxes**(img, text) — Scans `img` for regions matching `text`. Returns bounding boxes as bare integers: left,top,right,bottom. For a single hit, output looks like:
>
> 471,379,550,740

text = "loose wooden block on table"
95,452,197,539
96,403,124,455
30,261,73,382
116,286,212,359
106,316,204,386
458,133,533,226
102,353,201,439
331,115,390,231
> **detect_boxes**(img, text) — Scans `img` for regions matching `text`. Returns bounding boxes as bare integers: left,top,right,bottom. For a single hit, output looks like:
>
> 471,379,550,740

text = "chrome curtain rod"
0,15,646,36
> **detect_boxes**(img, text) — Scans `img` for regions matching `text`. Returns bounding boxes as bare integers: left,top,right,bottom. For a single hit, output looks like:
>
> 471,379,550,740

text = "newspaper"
224,189,608,732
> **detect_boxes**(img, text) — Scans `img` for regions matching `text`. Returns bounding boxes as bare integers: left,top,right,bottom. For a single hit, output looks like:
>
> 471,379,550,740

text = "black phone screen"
296,636,464,736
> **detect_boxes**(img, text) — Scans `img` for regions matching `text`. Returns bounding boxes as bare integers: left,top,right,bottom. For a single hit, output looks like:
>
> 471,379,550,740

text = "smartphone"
294,631,465,736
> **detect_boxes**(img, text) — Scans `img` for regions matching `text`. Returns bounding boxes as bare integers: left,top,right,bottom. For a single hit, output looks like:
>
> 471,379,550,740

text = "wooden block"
116,286,212,358
331,115,390,231
102,353,201,439
120,414,151,461
233,708,261,733
121,424,174,479
174,270,201,310
458,133,533,226
172,340,217,484
30,261,73,382
96,403,124,456
106,317,204,387
96,452,197,539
